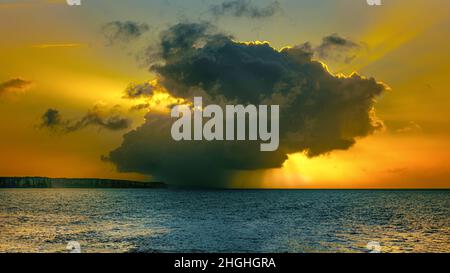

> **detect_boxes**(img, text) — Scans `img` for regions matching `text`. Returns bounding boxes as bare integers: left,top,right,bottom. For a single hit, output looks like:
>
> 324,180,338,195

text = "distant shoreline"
0,177,166,189
0,177,448,190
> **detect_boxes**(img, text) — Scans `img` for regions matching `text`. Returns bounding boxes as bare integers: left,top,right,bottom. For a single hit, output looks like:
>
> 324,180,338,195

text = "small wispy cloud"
101,21,150,46
31,43,87,49
129,103,150,112
210,0,281,19
298,33,364,64
396,121,422,134
0,78,32,96
40,105,132,133
123,82,155,99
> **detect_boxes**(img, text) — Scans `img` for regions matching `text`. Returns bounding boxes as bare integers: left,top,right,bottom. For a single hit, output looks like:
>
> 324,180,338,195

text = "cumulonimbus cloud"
40,105,132,133
0,78,32,95
210,0,281,18
107,22,388,187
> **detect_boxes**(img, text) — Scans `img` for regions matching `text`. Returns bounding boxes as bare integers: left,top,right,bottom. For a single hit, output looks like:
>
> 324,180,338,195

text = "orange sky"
0,0,449,188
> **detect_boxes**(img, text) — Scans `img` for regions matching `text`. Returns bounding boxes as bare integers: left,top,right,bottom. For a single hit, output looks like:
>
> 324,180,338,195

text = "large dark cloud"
40,106,132,133
108,23,387,187
210,0,281,18
101,21,149,45
0,78,32,95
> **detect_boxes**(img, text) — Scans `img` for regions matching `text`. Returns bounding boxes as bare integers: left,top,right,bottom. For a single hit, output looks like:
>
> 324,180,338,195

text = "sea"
0,189,448,253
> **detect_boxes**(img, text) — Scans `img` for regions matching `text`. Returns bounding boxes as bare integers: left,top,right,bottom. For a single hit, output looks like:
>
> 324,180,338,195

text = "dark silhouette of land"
0,177,166,188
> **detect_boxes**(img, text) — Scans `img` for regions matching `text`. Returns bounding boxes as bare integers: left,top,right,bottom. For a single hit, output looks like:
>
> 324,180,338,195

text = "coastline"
0,177,166,189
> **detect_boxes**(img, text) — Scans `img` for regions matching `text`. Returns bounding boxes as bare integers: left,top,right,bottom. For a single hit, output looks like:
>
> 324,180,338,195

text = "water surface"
0,189,448,252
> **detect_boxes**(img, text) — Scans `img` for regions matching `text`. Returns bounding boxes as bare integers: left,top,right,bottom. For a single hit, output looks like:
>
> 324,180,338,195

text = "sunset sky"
1,0,449,188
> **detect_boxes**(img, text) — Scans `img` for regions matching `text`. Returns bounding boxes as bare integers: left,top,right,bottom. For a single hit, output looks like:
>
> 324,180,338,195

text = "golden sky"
0,0,449,188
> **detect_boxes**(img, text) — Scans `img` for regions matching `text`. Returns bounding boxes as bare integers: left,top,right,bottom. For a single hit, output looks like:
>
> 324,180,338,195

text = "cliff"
0,177,166,188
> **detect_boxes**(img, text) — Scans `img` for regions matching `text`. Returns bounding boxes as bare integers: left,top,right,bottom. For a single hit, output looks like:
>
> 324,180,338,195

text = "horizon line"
0,176,449,190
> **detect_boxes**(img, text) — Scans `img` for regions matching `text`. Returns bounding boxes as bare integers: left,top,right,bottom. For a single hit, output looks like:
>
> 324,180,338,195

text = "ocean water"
0,189,448,253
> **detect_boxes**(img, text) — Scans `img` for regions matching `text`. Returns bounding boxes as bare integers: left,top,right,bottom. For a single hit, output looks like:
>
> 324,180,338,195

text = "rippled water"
0,189,448,253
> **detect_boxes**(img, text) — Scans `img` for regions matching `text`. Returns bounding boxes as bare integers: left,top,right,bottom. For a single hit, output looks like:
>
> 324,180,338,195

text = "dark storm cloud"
0,78,32,95
210,0,281,18
107,23,387,187
40,106,132,133
101,21,149,45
